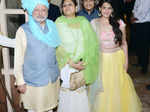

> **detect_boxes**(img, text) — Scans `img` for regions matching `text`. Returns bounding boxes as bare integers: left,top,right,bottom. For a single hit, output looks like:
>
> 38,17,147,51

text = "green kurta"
55,16,99,84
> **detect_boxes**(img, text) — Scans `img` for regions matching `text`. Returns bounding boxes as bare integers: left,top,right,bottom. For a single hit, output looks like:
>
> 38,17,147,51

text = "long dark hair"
98,0,123,46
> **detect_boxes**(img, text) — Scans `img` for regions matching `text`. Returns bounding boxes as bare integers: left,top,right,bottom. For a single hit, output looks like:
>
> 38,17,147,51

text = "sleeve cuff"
15,78,25,86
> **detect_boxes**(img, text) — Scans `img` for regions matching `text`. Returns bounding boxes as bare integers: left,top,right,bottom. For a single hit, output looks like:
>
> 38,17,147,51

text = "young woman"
91,0,142,112
55,0,101,112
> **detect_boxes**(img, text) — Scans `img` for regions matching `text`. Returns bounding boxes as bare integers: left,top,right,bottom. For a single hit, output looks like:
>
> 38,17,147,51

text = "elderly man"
14,0,60,112
78,0,99,21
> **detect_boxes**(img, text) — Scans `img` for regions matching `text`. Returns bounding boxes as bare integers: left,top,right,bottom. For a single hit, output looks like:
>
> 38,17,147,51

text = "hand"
17,84,27,94
76,61,85,71
69,60,85,71
130,17,138,24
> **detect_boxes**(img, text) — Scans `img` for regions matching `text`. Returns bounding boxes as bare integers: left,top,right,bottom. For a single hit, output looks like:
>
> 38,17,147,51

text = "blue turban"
21,0,60,47
22,0,49,15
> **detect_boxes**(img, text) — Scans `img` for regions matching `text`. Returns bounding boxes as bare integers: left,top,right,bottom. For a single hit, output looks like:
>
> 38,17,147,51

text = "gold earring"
75,6,78,13
98,12,101,17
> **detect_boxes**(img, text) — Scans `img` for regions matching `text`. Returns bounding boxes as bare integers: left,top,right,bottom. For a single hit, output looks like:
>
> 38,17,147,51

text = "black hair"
81,0,96,9
61,0,77,8
98,0,123,46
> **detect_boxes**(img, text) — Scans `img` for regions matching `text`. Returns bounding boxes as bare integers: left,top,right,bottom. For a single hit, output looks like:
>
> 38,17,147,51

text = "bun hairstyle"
98,0,123,46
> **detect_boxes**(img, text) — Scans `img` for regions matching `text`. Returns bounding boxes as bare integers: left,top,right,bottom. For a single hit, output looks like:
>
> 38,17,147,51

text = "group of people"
0,0,144,112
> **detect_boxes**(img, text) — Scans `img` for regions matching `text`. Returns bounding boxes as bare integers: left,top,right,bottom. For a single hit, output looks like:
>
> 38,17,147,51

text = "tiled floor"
128,55,150,112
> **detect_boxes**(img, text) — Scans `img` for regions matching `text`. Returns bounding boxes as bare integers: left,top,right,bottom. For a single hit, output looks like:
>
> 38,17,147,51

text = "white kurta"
57,65,90,112
58,87,90,112
14,27,60,112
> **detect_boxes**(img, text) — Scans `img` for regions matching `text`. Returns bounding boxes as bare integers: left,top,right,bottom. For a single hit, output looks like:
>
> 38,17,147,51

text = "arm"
68,60,85,71
131,0,139,23
0,33,16,48
14,27,27,93
56,46,85,71
120,21,128,72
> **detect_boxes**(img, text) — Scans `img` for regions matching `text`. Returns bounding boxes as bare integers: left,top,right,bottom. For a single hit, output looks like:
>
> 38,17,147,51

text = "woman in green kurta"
55,0,102,112
56,5,99,85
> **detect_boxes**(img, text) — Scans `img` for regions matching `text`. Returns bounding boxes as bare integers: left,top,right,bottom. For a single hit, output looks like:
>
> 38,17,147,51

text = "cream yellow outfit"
14,27,60,112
